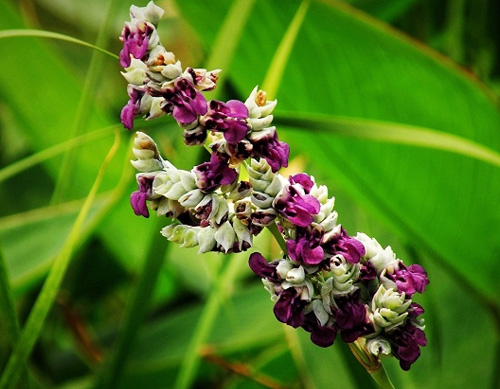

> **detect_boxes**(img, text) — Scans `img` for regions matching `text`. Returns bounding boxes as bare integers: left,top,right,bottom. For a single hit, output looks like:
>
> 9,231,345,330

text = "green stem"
369,364,396,389
348,341,395,389
174,256,242,389
0,131,121,389
266,222,287,255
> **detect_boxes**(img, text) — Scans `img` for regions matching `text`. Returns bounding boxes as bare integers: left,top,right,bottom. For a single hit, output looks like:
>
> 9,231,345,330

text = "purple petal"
130,191,149,218
407,264,429,293
120,101,136,130
302,245,324,265
226,99,249,118
287,211,314,228
289,173,314,192
248,252,276,280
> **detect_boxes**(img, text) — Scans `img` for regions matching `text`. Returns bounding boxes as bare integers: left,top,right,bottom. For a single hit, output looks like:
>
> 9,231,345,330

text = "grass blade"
0,125,116,184
0,29,117,59
0,240,21,346
276,112,500,168
261,0,311,99
203,0,256,99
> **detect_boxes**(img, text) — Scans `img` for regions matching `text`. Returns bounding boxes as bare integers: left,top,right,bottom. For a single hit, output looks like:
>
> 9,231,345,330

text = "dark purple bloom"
248,252,278,281
286,226,325,265
273,174,320,228
203,100,250,144
323,227,365,264
407,302,425,320
302,312,337,347
121,86,145,130
389,323,427,370
360,261,377,281
273,289,306,328
193,153,238,193
183,126,207,146
119,22,154,67
386,263,429,296
335,292,372,343
250,129,289,173
130,174,155,218
163,78,208,126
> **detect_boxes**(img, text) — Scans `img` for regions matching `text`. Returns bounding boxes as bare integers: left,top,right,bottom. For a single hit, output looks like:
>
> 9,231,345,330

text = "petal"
226,99,249,118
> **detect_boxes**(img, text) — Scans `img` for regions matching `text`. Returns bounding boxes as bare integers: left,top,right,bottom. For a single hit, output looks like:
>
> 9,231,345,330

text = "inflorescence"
120,1,429,371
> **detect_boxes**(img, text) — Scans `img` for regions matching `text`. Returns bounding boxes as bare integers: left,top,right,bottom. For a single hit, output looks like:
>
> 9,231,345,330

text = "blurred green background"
1,0,499,388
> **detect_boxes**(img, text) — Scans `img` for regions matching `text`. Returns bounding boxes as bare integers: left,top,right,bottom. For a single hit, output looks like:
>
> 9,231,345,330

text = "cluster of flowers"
121,1,429,371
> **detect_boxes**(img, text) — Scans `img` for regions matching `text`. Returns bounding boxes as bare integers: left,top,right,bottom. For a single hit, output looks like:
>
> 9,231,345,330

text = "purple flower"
273,174,320,227
119,22,154,68
163,78,208,126
302,312,337,347
335,292,372,343
393,264,429,296
203,100,250,144
130,174,155,218
389,323,427,370
360,261,377,281
286,226,325,265
248,252,278,281
121,86,145,130
194,153,238,193
250,129,289,173
273,288,306,328
323,227,365,264
289,173,315,192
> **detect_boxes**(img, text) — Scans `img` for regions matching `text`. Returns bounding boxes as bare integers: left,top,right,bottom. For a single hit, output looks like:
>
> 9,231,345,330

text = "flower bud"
232,217,252,251
244,86,277,119
330,255,360,295
366,337,392,357
131,131,165,172
371,285,411,331
130,1,164,25
214,221,236,253
161,223,199,248
197,226,217,253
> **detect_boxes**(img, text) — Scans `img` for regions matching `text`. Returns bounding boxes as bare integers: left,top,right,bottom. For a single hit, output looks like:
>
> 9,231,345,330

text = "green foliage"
0,0,499,388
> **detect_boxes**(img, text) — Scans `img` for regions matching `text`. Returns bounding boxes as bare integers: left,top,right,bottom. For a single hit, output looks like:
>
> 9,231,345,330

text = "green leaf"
177,0,500,386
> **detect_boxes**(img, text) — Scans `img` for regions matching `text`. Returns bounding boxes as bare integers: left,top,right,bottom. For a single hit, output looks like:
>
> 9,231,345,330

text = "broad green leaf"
179,0,500,304
176,0,500,386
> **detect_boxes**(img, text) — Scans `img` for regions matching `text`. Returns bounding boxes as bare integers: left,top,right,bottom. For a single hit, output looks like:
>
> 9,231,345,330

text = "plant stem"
266,222,287,255
348,341,395,389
